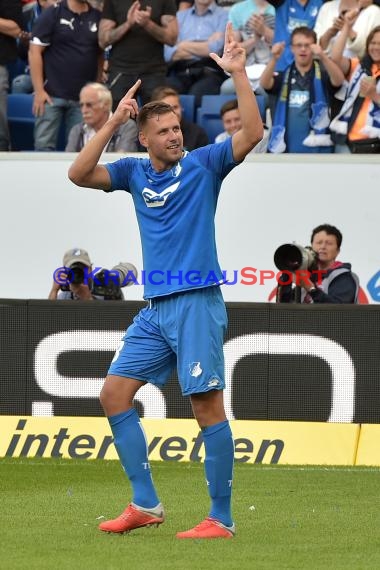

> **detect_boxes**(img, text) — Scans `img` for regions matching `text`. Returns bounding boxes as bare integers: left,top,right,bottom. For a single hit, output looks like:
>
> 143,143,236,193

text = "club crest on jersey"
142,182,180,208
189,362,203,377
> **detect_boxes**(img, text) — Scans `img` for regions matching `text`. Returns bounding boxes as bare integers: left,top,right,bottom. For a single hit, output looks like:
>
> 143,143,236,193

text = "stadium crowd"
1,0,379,153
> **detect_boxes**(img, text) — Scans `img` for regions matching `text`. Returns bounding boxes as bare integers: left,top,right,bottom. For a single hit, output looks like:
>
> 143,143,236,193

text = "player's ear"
138,131,148,149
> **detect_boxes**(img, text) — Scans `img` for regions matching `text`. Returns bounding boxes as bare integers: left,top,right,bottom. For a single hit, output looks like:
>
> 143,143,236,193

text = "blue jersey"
271,0,322,71
105,139,238,299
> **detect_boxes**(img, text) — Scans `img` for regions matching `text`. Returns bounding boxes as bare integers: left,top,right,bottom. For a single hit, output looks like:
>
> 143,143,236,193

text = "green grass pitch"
1,458,380,570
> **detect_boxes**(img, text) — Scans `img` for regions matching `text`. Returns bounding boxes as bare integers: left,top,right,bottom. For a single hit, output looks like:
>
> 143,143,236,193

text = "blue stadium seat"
179,94,195,122
7,93,35,151
198,94,236,114
196,113,224,144
196,95,235,143
196,94,267,143
7,93,69,151
6,59,27,88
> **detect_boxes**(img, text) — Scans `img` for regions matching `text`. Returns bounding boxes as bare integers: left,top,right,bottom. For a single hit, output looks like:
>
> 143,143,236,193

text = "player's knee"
99,377,117,410
191,389,226,426
99,381,109,410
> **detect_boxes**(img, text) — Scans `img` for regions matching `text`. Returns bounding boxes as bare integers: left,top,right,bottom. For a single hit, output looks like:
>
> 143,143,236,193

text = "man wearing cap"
48,247,96,300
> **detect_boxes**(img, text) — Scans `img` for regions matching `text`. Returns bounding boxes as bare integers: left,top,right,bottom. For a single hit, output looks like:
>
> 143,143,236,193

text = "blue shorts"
108,286,227,396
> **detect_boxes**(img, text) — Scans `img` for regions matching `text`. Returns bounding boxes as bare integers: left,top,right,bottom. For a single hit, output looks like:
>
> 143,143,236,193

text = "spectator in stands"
0,0,23,151
98,0,178,107
215,97,269,150
49,247,138,300
277,223,359,303
12,0,56,94
260,27,345,153
215,98,242,142
150,85,208,149
315,0,380,58
220,0,275,95
314,0,347,55
164,0,229,106
330,21,380,152
268,0,323,72
28,0,102,151
65,82,138,152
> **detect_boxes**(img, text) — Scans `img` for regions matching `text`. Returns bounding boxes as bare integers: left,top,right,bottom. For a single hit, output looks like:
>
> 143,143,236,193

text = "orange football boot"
176,517,235,539
99,503,165,534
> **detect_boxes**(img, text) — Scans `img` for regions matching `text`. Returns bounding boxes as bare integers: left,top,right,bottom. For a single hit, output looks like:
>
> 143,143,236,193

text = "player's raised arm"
68,80,141,190
210,23,263,161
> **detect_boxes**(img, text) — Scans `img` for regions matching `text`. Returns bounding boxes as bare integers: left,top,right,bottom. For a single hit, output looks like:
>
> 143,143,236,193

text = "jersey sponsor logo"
60,18,75,31
288,16,309,31
142,182,180,208
289,90,309,108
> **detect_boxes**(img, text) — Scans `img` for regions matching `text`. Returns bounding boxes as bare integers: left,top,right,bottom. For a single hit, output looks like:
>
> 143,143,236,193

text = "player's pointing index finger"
224,22,234,48
126,79,142,99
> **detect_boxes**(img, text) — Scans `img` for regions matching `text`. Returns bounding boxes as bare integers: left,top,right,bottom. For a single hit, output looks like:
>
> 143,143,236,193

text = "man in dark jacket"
0,0,23,150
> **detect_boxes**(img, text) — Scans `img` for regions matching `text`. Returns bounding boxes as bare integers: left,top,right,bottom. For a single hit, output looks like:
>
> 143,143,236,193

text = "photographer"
276,224,359,303
48,247,137,301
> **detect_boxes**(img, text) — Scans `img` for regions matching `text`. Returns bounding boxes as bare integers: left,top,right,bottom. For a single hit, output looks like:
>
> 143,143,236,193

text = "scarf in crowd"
330,58,380,139
268,60,333,153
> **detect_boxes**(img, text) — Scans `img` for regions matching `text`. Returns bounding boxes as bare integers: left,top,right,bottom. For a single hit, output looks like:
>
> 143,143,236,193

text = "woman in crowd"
330,18,380,152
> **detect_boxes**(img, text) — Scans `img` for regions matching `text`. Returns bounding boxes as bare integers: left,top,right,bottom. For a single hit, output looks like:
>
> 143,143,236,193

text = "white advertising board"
0,152,378,303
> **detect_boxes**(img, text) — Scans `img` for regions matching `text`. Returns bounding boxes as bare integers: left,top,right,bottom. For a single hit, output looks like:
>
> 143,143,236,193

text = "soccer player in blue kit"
68,23,263,539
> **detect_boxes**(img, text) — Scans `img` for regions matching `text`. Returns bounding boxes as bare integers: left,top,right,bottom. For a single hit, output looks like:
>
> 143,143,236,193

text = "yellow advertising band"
0,416,371,465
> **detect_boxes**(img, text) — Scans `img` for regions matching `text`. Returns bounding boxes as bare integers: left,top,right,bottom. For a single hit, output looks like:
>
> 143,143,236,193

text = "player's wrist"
231,68,250,79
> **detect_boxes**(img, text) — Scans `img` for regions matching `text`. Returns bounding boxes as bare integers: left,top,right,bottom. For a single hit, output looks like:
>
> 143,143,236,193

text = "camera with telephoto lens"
68,262,86,284
92,262,138,300
60,262,87,292
274,243,318,272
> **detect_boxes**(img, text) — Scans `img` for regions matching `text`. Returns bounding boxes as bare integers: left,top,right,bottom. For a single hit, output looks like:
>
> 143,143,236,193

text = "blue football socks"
202,420,234,527
108,408,160,509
